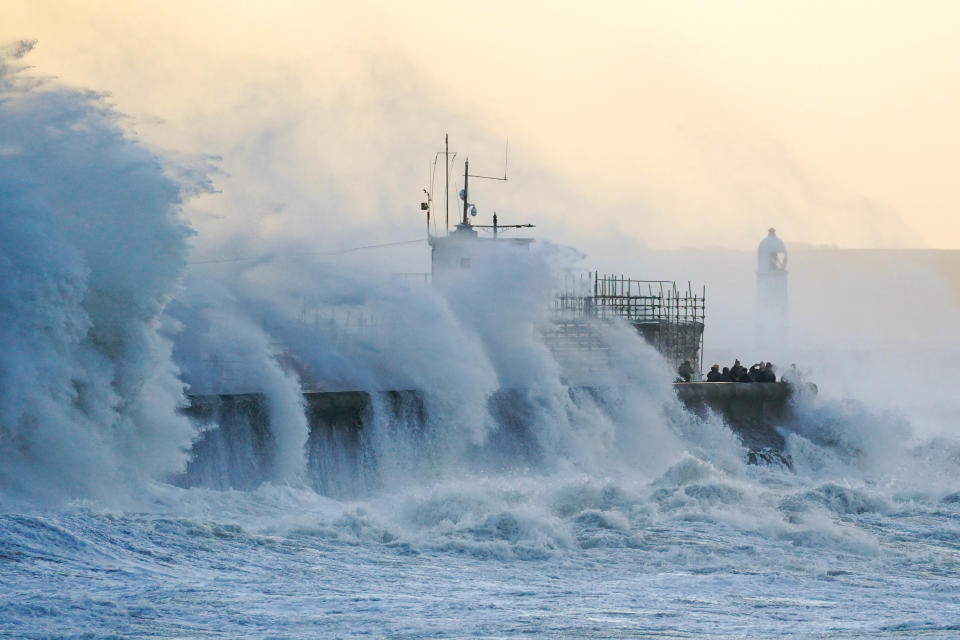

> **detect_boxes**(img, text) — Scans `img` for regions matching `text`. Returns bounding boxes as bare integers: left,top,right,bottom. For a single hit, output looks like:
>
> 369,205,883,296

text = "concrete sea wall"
177,383,815,492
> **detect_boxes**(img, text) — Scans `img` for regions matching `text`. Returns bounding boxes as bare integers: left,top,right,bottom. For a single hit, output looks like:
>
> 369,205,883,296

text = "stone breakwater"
177,383,814,492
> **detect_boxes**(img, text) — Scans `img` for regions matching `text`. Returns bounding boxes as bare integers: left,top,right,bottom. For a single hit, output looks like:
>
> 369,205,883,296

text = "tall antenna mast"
458,142,511,228
462,158,470,226
445,134,450,236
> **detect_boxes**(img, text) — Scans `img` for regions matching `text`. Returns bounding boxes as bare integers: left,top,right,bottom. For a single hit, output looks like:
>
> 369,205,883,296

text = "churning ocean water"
4,458,960,638
2,41,960,639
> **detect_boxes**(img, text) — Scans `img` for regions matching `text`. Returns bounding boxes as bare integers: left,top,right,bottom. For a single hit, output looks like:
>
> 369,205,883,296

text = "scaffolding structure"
551,272,706,375
281,272,705,382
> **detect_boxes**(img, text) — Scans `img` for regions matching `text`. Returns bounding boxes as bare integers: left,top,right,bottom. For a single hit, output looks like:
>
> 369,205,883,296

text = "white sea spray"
0,41,196,504
2,40,960,640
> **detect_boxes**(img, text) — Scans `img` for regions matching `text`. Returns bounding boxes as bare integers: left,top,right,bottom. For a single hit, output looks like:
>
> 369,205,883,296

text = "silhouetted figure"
760,362,777,382
706,364,722,382
781,363,802,384
730,359,744,380
738,368,753,383
677,360,694,382
721,366,732,381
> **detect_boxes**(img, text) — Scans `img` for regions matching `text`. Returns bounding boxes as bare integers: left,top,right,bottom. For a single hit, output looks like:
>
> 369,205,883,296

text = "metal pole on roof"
445,134,450,235
462,159,469,226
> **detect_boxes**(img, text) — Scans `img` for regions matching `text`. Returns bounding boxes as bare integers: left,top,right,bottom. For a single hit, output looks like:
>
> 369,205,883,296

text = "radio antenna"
445,134,450,235
504,138,508,180
467,138,510,181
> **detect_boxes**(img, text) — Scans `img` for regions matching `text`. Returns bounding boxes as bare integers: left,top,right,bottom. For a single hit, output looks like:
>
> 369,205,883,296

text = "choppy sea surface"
4,452,960,639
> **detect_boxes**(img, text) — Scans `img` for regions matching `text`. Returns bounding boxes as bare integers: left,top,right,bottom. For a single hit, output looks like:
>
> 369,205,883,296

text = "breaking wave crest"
0,41,197,504
2,43,959,572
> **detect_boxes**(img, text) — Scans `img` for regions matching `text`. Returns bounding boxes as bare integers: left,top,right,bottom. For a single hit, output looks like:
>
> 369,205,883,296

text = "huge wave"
2,41,959,561
0,41,197,504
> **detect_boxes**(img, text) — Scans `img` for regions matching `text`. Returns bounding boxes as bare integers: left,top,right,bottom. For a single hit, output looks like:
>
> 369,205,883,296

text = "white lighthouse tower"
756,227,788,350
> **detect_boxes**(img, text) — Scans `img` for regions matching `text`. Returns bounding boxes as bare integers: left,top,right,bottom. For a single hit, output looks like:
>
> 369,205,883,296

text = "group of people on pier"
676,359,792,383
705,360,777,383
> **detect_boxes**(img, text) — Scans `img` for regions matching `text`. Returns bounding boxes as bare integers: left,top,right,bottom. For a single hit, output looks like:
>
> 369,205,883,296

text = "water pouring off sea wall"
0,42,737,506
6,40,960,638
0,43,902,507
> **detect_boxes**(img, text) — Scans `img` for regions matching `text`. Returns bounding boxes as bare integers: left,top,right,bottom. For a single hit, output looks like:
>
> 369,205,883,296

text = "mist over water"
3,44,960,638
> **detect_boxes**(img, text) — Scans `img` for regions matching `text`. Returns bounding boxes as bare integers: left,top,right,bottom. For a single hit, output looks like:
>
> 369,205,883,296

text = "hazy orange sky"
5,1,959,251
